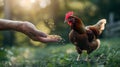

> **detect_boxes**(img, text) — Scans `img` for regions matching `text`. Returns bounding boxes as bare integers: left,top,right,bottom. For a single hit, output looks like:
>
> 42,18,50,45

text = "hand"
20,21,62,43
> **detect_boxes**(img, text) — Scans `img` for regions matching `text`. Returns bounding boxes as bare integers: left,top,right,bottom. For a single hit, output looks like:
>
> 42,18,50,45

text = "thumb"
34,30,47,37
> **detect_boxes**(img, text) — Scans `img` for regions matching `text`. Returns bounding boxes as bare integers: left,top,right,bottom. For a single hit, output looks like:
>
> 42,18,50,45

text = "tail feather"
86,19,107,39
95,19,106,31
94,19,106,34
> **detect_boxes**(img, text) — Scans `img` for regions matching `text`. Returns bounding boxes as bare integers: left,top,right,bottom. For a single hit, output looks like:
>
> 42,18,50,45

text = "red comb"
65,11,74,20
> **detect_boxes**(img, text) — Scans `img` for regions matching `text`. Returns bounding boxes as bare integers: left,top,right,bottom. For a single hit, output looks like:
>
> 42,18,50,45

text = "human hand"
20,22,62,43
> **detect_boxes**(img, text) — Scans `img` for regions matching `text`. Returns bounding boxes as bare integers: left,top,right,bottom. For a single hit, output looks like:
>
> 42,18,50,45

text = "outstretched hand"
20,22,62,43
0,19,62,43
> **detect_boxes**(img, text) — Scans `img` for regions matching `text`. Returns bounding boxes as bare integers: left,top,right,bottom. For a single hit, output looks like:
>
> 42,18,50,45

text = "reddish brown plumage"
65,12,106,55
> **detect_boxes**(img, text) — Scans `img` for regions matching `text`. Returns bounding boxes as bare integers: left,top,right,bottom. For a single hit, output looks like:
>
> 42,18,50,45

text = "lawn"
0,37,120,67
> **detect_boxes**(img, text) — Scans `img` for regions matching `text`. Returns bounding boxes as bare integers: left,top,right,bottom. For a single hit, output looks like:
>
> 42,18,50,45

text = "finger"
47,35,62,40
32,29,47,37
40,37,60,42
37,35,62,43
36,30,47,37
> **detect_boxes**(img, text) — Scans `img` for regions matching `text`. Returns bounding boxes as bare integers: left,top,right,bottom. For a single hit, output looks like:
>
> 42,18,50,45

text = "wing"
85,19,106,42
86,28,96,42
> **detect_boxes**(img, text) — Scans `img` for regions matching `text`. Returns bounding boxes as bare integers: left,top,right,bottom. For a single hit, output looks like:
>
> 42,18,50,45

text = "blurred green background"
0,0,120,67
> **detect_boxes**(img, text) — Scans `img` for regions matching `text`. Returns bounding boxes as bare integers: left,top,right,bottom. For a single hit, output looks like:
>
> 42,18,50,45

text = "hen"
64,11,106,61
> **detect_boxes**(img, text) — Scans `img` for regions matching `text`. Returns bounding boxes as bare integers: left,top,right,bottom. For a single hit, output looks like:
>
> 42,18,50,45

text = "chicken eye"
72,18,75,21
68,19,72,21
68,18,75,22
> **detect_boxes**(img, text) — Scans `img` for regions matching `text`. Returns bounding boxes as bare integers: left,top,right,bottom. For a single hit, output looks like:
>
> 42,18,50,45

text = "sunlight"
30,0,35,3
39,0,51,8
18,0,51,10
36,21,51,34
19,0,33,10
0,0,4,6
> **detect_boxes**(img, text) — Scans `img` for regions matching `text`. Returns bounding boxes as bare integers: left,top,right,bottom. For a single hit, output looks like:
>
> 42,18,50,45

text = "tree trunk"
3,0,14,46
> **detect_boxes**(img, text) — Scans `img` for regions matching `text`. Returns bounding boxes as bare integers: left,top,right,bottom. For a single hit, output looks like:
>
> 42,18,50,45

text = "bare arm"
0,19,22,31
0,19,62,43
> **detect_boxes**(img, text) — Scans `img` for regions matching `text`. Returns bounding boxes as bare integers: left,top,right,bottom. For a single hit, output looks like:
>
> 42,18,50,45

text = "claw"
77,54,81,61
84,55,90,61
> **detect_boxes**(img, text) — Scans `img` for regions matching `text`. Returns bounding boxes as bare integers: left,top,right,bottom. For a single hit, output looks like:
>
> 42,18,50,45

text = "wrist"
13,21,26,32
6,20,25,32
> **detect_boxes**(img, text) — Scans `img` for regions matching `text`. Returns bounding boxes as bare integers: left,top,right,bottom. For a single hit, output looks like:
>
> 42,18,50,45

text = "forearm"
0,19,61,42
0,19,23,31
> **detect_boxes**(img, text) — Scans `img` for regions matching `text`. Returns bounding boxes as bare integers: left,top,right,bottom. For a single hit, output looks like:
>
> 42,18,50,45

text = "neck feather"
72,20,86,34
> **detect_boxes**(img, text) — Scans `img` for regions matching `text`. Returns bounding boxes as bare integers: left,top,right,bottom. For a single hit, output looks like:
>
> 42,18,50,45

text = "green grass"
0,38,120,67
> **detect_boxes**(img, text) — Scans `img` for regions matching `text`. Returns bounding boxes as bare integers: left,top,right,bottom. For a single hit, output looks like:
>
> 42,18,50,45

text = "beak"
64,20,67,23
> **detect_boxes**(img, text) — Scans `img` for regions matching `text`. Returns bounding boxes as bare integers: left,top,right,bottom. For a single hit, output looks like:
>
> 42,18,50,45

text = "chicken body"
69,27,100,54
65,12,106,60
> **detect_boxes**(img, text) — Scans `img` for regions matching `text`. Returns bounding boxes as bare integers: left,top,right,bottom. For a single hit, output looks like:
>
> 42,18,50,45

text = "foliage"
0,0,120,46
0,38,120,67
0,0,120,66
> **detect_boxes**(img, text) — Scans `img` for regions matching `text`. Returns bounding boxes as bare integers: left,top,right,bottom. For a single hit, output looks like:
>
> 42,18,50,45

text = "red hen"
65,11,106,61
